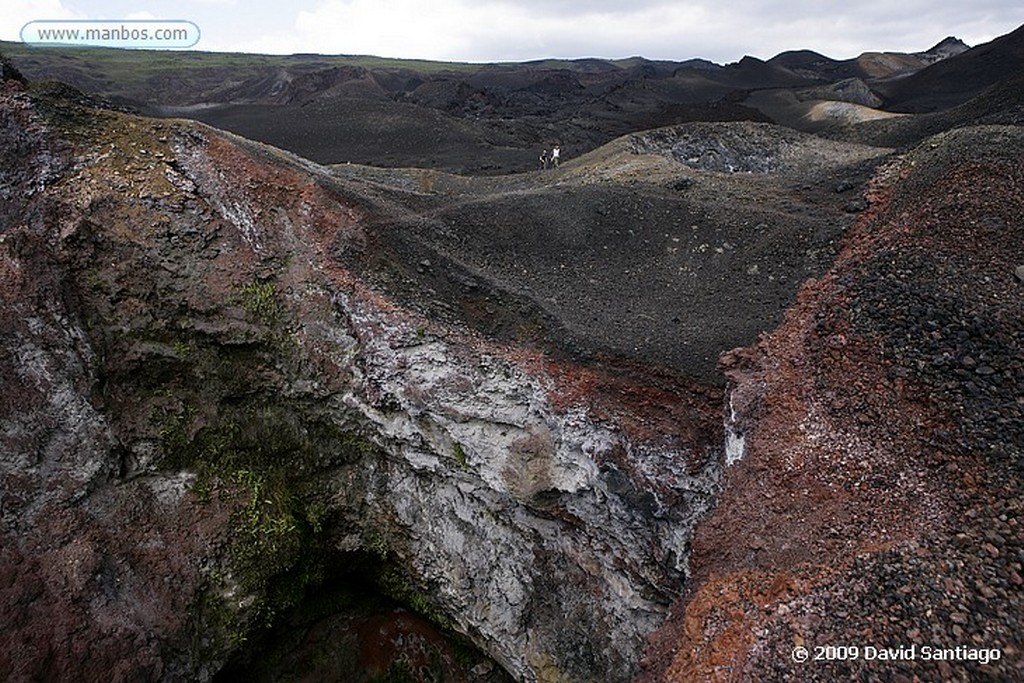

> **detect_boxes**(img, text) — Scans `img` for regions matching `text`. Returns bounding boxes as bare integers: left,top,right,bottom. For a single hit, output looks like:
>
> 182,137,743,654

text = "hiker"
539,149,549,170
551,145,561,168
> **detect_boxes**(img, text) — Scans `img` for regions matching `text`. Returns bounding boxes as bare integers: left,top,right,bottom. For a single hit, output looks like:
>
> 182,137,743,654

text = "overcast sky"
4,0,1024,63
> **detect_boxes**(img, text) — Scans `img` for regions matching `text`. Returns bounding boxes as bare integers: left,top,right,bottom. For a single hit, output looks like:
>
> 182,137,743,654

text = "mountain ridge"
1,29,1001,174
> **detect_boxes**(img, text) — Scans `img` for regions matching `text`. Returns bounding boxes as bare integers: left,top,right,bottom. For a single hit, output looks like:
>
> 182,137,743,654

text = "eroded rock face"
0,77,723,681
341,306,722,679
630,121,885,174
0,80,233,683
640,126,1024,682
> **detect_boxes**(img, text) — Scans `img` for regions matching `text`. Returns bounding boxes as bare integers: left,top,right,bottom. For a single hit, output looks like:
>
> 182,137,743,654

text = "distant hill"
1,27,1019,172
875,25,1024,112
767,49,859,81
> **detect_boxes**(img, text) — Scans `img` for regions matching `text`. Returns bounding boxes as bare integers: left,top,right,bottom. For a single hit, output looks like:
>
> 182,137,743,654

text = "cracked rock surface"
1,75,724,683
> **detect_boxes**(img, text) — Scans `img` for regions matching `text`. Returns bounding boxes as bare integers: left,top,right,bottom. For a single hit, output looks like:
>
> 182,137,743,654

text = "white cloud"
278,0,720,61
0,0,83,42
291,0,520,60
235,0,1024,63
124,11,161,21
7,0,1021,63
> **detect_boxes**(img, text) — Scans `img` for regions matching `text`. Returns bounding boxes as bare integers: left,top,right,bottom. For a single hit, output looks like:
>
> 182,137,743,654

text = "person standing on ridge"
539,149,549,170
551,145,561,168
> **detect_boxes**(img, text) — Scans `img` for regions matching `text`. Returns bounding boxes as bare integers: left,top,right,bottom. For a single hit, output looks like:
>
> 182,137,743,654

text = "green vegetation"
0,39,482,94
228,466,323,627
134,273,473,672
362,525,455,632
172,339,193,359
136,318,496,678
153,343,377,650
451,441,469,471
377,565,454,632
26,79,111,140
366,529,390,561
84,268,106,292
235,279,279,326
1,38,662,80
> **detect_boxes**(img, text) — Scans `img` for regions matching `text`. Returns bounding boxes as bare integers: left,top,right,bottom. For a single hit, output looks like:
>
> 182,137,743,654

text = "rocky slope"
640,125,1024,682
324,120,888,384
0,66,728,682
